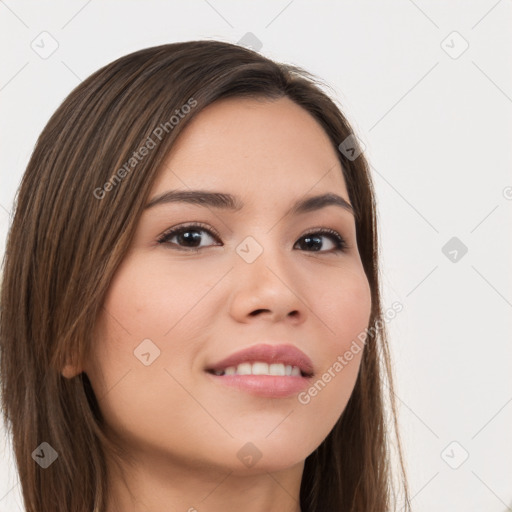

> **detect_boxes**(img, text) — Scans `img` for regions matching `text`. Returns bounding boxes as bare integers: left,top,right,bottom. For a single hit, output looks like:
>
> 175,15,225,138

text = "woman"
0,40,412,512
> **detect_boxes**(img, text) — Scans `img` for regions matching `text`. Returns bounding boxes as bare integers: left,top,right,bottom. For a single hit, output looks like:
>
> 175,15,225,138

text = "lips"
204,343,314,377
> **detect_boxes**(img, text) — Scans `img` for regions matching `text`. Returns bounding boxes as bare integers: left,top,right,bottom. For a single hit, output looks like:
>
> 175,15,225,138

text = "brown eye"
294,229,348,253
157,223,221,251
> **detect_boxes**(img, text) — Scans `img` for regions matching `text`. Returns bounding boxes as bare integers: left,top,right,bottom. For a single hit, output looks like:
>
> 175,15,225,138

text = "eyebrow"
144,189,354,216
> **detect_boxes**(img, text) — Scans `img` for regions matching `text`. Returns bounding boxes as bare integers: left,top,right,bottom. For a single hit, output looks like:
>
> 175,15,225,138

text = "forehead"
151,96,349,202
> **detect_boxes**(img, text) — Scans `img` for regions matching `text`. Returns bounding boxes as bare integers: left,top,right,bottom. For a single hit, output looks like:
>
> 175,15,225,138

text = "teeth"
212,362,305,377
252,362,269,375
269,363,285,376
237,362,252,375
290,366,301,376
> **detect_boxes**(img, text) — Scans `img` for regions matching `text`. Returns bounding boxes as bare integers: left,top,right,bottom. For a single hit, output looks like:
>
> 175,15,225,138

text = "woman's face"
80,96,372,475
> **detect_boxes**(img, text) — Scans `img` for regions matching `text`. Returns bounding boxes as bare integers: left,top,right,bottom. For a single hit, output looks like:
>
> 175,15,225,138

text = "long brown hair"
0,40,412,512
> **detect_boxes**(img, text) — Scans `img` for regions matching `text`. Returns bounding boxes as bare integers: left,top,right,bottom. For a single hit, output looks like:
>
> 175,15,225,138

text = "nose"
228,241,306,324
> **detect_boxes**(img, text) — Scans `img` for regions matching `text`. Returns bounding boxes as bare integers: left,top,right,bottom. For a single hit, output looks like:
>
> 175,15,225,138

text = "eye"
157,223,348,253
294,228,348,253
156,222,221,252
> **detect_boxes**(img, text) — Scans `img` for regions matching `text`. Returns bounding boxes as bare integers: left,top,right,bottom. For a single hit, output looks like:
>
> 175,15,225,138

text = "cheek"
318,265,372,351
98,254,215,342
86,256,212,445
87,255,206,396
300,266,371,413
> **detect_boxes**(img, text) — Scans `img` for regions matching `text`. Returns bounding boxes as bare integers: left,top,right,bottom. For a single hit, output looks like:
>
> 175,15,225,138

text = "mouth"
204,343,314,398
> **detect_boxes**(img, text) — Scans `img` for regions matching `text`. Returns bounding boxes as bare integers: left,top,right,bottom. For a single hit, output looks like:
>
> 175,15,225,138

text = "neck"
103,449,303,512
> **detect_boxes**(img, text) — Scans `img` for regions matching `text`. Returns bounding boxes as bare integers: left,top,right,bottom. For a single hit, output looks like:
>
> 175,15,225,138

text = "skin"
63,96,372,512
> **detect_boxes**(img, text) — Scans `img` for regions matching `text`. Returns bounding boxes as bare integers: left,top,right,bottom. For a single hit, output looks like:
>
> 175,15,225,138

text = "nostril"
249,309,269,316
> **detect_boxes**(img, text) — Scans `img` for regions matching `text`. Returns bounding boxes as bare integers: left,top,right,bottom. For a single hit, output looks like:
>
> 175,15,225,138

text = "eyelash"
156,222,349,254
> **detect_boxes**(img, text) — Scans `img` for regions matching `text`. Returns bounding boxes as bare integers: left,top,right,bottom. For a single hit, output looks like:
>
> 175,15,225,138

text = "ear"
61,363,83,379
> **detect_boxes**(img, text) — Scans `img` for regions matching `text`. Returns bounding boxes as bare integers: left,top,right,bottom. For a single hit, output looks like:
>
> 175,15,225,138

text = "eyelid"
157,221,222,244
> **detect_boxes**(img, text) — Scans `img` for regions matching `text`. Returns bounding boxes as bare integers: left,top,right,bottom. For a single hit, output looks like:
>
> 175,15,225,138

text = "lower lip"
205,372,312,398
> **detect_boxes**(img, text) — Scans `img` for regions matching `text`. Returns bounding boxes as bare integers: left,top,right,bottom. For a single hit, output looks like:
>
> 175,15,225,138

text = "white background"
1,1,511,511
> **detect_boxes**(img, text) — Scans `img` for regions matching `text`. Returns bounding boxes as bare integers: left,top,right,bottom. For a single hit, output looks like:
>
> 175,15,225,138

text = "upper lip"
205,343,314,377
